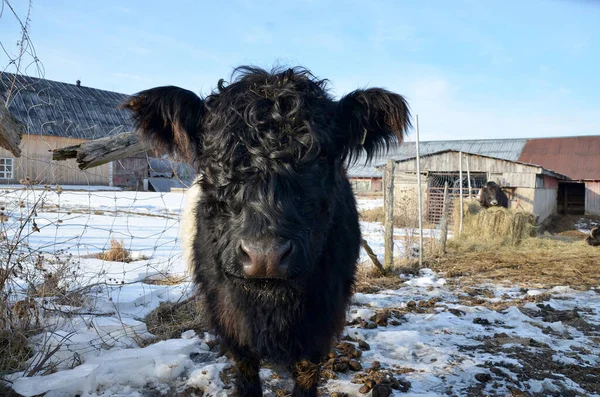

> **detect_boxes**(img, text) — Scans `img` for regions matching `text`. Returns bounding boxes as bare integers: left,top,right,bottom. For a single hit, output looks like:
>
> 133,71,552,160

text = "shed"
347,138,528,193
351,136,600,217
518,136,600,215
385,150,569,224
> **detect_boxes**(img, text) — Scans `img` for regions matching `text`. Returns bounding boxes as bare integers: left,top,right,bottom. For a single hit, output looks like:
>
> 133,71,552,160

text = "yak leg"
231,350,262,397
291,358,320,397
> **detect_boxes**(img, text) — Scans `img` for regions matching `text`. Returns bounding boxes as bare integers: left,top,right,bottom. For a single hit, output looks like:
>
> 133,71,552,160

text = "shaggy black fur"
122,66,411,397
479,181,509,208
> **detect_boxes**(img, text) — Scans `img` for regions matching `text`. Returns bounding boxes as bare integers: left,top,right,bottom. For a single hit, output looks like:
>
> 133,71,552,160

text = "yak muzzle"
239,239,293,279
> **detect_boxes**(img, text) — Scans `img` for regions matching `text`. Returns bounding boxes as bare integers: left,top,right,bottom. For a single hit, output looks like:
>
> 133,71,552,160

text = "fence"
0,2,199,386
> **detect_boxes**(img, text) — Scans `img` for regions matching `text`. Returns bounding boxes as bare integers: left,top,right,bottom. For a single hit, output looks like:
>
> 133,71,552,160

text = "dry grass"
359,205,435,229
430,201,600,289
354,191,384,199
142,273,187,286
354,264,406,293
143,296,209,345
452,201,536,246
432,237,600,289
359,206,393,224
95,239,132,263
0,330,32,375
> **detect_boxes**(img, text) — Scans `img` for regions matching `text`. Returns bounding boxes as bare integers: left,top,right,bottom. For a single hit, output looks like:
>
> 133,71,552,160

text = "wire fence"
0,1,199,382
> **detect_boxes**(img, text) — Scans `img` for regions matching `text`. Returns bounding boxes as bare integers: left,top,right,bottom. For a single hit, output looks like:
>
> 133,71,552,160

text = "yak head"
479,181,504,208
123,66,411,286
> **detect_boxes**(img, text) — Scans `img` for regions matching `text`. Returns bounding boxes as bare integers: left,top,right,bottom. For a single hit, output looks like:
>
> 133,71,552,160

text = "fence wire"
0,1,197,381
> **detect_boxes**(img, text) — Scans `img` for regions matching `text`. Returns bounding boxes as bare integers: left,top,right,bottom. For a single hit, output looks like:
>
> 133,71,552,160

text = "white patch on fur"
180,176,202,276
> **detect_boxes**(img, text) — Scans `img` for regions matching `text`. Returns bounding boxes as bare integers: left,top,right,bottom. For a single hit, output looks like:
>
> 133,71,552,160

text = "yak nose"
239,239,293,279
490,199,498,206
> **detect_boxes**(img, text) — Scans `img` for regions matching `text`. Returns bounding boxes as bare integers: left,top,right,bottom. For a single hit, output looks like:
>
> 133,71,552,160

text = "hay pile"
453,201,536,246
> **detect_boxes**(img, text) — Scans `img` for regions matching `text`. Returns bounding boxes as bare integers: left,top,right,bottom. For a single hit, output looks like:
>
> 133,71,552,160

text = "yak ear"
121,86,205,161
336,88,411,164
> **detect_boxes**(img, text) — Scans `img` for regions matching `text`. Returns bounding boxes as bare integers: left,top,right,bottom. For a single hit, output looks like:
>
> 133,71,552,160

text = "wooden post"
459,151,464,234
440,181,450,254
361,239,385,275
384,159,395,270
415,115,423,268
466,156,472,199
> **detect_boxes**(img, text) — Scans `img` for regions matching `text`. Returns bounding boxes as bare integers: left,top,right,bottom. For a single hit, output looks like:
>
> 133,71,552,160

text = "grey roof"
347,138,528,178
0,73,133,140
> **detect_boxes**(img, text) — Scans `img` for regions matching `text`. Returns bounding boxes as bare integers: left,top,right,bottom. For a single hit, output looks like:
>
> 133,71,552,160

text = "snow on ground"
575,217,599,234
3,188,600,397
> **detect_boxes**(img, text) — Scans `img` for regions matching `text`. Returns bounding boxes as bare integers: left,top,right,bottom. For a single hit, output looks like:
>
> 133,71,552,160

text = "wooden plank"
439,182,450,254
0,103,24,157
384,160,395,270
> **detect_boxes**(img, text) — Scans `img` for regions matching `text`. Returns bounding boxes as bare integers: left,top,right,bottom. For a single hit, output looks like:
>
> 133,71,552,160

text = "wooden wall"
0,135,111,185
394,152,546,187
391,152,563,224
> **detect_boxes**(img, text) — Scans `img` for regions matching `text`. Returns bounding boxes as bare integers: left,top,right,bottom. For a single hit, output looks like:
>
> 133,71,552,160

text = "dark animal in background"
479,181,509,208
122,66,411,397
585,226,600,246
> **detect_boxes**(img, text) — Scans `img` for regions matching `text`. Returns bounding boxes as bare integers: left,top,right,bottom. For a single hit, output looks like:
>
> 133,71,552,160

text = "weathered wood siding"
113,155,148,188
585,182,600,215
0,135,110,185
393,152,545,188
392,152,563,224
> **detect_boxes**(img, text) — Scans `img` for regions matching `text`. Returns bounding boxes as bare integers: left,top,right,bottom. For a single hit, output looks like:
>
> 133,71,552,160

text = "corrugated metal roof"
518,136,600,181
347,138,528,178
0,73,133,140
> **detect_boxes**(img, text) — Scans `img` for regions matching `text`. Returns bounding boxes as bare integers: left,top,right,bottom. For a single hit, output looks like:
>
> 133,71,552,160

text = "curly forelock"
199,66,336,173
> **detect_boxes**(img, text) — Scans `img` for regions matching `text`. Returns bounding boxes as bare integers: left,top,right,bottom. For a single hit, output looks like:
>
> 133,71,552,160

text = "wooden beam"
0,103,24,157
51,131,151,170
384,159,395,270
361,238,385,275
439,181,450,254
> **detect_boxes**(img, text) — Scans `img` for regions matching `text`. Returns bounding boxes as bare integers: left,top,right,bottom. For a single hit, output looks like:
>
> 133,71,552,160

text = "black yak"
122,66,411,397
479,181,509,208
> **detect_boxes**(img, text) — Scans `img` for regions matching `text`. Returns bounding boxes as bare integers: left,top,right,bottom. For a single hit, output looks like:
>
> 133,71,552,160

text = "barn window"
0,158,13,180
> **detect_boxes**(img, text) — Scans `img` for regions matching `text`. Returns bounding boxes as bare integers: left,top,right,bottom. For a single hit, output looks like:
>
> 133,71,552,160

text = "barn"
385,150,569,225
0,73,160,189
350,136,600,217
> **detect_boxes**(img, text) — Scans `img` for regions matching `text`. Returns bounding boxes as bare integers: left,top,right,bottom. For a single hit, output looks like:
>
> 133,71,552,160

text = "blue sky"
1,0,599,141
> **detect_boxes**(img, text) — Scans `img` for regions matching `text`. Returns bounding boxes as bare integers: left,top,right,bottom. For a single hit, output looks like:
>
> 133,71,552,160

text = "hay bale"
452,200,536,246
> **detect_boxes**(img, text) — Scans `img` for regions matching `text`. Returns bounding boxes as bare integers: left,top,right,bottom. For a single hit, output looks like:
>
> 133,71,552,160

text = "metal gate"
426,187,481,224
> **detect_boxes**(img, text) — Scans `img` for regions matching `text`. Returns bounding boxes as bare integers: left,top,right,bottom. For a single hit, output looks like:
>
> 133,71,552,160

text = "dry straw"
453,200,536,246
